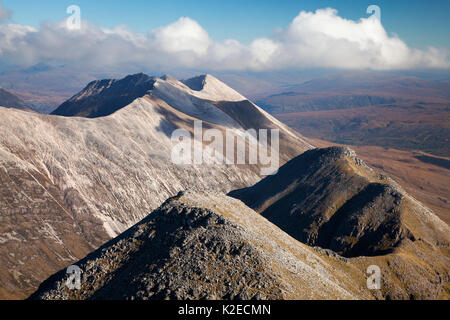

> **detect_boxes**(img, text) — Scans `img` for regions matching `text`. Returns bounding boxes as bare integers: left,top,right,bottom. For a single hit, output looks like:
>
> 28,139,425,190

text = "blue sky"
3,0,450,49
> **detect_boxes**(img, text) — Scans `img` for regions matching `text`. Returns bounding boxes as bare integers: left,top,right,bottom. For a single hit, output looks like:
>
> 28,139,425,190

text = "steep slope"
0,87,31,110
29,191,371,300
0,74,311,299
230,147,449,258
276,103,450,157
30,190,450,300
229,147,450,299
51,73,156,118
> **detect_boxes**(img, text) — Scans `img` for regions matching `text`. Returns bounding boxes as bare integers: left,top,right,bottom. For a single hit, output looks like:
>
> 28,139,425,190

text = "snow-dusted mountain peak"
181,74,246,102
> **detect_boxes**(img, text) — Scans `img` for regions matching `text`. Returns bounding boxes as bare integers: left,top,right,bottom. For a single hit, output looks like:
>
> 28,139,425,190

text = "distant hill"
257,71,450,113
256,71,450,157
0,88,31,110
229,146,450,299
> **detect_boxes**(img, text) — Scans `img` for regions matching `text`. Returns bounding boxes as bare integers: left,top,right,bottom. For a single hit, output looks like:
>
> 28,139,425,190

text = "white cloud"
151,17,211,56
0,7,448,71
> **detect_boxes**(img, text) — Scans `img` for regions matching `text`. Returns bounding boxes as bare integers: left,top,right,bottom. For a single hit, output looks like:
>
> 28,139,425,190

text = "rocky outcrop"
30,189,450,300
29,191,370,300
230,147,441,256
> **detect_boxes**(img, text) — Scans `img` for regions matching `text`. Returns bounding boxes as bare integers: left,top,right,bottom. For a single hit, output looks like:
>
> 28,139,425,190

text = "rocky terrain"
30,179,450,300
229,146,450,298
0,74,311,299
29,191,372,300
51,73,157,118
2,72,449,300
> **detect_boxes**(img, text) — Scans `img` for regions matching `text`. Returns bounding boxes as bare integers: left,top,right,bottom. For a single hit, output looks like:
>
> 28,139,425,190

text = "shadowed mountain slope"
229,147,450,258
29,191,372,300
30,190,450,300
0,88,31,110
51,73,156,118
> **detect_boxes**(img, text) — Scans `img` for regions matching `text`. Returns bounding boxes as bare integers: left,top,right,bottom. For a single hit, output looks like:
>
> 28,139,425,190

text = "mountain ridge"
229,146,450,258
0,73,311,299
29,190,372,300
30,181,450,300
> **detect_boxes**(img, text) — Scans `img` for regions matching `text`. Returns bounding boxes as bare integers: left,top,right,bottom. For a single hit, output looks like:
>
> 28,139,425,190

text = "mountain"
229,146,450,298
0,87,31,110
31,182,449,300
0,73,311,299
276,103,450,157
0,65,104,114
29,191,372,300
51,73,156,118
229,147,449,255
308,139,450,225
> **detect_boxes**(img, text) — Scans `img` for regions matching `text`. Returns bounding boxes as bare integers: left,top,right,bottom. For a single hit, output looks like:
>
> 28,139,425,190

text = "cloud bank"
0,7,448,71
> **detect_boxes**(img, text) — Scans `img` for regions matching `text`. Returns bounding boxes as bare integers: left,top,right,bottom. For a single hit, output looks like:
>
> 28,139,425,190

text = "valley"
257,71,450,157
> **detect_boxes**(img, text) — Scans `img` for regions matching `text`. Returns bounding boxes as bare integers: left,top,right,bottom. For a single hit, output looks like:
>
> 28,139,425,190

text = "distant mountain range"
255,72,450,157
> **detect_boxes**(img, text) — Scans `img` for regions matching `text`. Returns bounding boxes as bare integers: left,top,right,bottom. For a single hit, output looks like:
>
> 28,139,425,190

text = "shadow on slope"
229,147,436,258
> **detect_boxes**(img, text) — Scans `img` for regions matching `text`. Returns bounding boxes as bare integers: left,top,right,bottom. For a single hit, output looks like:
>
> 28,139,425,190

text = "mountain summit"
30,191,370,300
230,146,449,257
51,73,157,117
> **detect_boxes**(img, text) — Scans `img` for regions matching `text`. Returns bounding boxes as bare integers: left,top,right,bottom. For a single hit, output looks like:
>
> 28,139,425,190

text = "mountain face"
229,147,449,256
0,73,311,299
31,185,449,300
257,71,450,114
3,72,449,300
51,73,157,118
29,191,372,300
229,147,450,298
0,64,126,114
0,88,31,110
